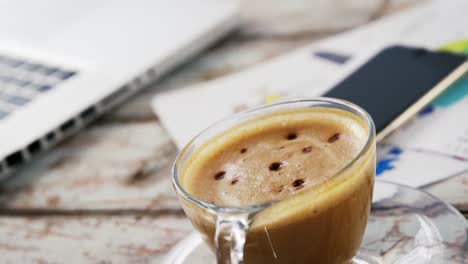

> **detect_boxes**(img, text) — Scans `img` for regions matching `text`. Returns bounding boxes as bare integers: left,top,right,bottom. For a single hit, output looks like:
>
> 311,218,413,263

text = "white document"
376,144,468,187
386,86,468,160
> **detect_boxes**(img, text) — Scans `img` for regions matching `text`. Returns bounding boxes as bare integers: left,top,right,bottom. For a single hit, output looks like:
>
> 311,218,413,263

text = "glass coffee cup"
172,98,376,263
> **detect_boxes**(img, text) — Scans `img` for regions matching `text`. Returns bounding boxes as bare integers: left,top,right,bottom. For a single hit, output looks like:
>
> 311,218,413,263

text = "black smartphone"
324,45,468,141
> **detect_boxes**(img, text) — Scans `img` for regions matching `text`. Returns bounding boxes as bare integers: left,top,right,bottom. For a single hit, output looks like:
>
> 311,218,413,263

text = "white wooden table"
0,1,466,262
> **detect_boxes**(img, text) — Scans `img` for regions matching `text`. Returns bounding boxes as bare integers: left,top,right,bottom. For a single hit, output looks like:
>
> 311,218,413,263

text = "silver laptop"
0,0,240,179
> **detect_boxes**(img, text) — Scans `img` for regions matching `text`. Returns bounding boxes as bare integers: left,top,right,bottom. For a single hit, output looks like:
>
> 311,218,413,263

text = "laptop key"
32,84,53,92
37,66,59,76
6,95,30,105
55,70,76,80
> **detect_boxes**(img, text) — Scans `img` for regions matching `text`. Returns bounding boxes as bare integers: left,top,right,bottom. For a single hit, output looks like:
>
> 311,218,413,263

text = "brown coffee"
180,107,375,264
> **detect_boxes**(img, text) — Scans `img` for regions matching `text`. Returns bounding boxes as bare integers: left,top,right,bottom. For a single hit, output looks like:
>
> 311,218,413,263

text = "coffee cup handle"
215,212,252,264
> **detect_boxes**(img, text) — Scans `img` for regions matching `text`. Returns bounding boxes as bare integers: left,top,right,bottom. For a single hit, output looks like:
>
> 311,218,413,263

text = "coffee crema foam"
181,108,368,207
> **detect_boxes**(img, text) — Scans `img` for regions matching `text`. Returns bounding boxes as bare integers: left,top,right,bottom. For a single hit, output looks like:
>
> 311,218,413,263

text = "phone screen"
324,46,467,135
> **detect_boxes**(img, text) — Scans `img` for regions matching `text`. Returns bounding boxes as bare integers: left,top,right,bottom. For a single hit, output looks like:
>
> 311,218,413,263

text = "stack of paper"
153,0,468,187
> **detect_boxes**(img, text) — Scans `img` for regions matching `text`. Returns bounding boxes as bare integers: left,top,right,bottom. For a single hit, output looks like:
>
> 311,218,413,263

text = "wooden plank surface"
1,1,466,263
0,214,191,264
0,122,179,210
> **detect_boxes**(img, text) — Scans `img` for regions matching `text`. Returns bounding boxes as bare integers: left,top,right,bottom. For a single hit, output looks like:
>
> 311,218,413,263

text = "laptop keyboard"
0,54,77,119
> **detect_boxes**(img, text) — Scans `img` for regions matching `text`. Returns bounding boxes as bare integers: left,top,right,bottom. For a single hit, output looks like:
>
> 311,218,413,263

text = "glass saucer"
164,180,468,263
